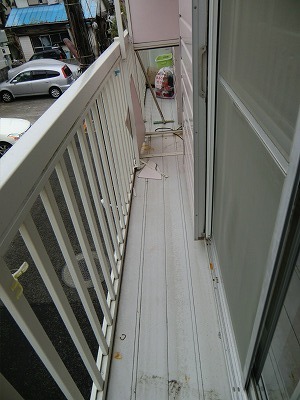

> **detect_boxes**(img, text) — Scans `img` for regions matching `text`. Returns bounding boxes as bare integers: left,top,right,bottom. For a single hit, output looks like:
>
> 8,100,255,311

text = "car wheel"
49,87,62,99
1,91,14,103
0,142,12,157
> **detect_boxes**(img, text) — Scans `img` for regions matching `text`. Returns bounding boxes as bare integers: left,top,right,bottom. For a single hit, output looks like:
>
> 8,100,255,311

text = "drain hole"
62,252,103,289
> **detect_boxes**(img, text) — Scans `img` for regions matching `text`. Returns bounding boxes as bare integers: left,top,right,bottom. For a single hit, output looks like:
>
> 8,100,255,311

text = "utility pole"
64,0,95,71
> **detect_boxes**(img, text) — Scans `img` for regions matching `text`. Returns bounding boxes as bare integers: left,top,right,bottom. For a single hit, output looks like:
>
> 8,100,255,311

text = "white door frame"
205,0,219,238
193,0,208,239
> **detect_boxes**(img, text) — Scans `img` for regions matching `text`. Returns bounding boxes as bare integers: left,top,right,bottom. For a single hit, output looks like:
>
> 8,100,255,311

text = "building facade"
4,0,109,61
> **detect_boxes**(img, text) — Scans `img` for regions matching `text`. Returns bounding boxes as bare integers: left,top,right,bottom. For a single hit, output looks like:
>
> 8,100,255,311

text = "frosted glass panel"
219,0,300,160
213,84,284,367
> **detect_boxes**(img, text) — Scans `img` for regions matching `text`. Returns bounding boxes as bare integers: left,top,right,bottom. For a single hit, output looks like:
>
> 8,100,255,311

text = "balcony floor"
106,94,232,399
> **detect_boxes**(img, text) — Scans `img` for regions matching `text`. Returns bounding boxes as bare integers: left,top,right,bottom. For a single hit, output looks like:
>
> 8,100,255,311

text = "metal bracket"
10,262,29,300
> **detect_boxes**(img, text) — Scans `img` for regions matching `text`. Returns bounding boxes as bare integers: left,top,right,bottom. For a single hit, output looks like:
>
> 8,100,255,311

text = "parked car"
0,117,31,157
7,59,80,80
29,48,67,61
0,63,76,102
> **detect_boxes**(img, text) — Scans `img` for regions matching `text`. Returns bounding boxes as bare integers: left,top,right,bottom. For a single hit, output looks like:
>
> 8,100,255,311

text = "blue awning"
5,0,97,28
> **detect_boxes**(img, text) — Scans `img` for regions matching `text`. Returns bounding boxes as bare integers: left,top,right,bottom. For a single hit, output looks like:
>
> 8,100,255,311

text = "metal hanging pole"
135,50,166,124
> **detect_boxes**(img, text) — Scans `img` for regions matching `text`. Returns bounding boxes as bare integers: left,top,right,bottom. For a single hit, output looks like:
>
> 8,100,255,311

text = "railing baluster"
103,83,129,206
111,70,132,184
112,73,133,193
0,259,85,400
114,69,134,187
119,60,136,165
41,181,112,336
67,139,116,300
84,112,124,250
19,215,105,388
97,95,129,220
0,374,24,400
86,112,120,230
76,125,120,270
90,103,126,229
120,52,144,169
54,160,114,325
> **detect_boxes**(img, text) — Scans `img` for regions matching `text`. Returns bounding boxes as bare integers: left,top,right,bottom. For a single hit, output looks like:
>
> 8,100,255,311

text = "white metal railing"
0,36,145,400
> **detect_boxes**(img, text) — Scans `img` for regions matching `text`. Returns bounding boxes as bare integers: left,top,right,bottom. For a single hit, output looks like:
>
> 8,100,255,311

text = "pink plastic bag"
155,67,175,99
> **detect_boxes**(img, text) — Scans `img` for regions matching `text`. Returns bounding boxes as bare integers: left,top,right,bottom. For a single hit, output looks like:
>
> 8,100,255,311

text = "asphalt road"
0,95,56,124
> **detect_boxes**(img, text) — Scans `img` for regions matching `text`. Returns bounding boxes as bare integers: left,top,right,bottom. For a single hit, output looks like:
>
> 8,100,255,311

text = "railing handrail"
0,40,123,256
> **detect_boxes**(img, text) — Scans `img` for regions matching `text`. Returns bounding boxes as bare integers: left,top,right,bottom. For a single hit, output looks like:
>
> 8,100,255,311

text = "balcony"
0,37,232,399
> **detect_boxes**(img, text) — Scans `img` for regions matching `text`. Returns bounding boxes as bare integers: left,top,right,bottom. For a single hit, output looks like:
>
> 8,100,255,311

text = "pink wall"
128,0,180,46
130,77,145,152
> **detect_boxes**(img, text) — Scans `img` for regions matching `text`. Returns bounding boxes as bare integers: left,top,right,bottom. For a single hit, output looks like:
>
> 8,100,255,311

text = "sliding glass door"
259,256,300,399
212,0,300,390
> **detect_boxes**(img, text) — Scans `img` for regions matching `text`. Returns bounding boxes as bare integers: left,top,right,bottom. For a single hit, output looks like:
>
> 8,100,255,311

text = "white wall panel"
19,36,34,61
15,0,29,7
179,0,194,215
127,0,180,48
182,82,194,208
179,0,192,27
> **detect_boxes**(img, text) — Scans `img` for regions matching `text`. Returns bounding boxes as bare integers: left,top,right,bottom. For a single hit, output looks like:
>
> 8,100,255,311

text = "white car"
0,117,31,157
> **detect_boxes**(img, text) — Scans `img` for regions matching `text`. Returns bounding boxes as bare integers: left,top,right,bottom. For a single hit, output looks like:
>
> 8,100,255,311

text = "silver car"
0,62,76,102
7,59,80,80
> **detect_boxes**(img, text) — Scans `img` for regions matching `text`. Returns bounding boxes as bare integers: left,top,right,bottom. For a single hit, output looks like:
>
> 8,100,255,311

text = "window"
30,32,70,53
13,71,32,82
31,70,47,80
27,0,47,5
46,70,60,78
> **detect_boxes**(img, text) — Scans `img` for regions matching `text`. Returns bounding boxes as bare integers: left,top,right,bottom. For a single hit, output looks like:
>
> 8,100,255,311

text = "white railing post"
114,0,126,59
